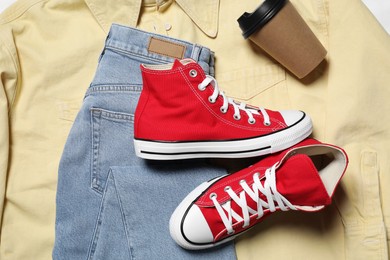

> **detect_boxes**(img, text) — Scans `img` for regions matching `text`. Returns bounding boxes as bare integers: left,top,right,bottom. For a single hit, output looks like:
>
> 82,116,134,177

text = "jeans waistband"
106,24,214,74
86,24,214,96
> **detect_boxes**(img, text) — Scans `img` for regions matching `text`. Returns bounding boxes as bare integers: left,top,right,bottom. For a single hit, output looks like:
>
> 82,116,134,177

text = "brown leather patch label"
147,37,186,59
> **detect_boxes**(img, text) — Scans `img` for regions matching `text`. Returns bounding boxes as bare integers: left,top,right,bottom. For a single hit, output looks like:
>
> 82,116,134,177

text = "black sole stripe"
140,146,271,156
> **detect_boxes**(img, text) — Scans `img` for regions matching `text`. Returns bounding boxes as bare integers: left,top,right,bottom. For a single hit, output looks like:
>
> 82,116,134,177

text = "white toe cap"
182,205,214,244
280,110,305,126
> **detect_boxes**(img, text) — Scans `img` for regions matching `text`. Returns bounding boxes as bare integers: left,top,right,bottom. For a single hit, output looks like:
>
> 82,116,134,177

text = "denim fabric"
53,24,236,260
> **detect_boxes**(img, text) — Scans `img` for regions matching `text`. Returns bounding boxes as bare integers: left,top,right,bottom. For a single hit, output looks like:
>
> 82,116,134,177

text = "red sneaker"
134,59,312,160
169,138,348,250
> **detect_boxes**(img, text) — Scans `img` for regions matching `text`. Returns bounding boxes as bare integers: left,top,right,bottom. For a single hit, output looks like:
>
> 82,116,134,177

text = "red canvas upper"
135,59,288,142
191,138,347,242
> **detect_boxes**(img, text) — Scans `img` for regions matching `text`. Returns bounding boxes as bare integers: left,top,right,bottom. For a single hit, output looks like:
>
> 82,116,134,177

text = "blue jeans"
53,24,237,260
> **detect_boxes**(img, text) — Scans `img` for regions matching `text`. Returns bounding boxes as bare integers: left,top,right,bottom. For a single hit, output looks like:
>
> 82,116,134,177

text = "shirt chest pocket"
216,62,286,101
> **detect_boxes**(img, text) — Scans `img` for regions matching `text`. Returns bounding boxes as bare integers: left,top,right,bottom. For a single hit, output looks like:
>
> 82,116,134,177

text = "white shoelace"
210,163,296,234
198,75,271,125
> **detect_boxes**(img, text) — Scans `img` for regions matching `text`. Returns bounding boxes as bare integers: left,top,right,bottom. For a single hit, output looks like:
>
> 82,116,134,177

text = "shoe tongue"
276,154,331,206
171,58,195,69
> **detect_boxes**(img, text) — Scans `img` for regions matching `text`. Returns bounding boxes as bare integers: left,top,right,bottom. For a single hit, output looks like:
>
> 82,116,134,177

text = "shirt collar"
84,0,220,38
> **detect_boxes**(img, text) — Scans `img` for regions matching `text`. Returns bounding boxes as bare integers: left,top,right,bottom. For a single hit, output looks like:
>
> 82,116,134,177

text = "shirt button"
165,23,172,31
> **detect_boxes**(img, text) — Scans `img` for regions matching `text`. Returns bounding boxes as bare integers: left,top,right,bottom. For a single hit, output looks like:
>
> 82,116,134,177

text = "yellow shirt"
0,0,389,259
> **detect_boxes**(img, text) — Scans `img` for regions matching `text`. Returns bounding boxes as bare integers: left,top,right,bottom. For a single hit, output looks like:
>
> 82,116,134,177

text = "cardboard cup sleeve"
238,0,327,79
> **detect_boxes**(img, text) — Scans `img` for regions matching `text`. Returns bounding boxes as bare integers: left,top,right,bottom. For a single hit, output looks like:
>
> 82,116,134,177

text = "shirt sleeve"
0,33,18,230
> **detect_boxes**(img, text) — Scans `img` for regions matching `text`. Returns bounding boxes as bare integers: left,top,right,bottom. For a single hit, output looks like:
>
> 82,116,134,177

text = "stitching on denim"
88,84,142,89
86,85,142,96
100,110,134,122
87,170,110,259
85,86,142,99
91,109,102,193
90,108,134,194
111,169,135,259
190,44,200,62
105,45,174,64
91,108,134,122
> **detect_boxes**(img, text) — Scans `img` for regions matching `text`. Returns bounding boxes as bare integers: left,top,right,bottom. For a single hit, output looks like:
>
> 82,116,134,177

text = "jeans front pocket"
90,107,140,193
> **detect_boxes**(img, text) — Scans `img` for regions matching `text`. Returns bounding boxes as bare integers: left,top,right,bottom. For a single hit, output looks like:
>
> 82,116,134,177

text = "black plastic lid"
237,0,287,39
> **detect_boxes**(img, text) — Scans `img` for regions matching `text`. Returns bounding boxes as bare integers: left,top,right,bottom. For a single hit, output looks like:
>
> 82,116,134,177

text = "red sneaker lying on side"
169,138,348,250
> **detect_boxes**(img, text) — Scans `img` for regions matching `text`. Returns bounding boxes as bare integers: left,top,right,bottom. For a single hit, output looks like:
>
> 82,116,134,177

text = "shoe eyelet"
264,121,271,126
233,114,241,120
189,69,197,77
208,96,216,103
220,107,227,114
224,186,231,192
248,118,256,124
209,193,217,200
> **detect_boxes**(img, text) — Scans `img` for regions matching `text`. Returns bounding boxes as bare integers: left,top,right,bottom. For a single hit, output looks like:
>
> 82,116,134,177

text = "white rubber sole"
134,113,312,160
169,176,227,250
170,175,256,250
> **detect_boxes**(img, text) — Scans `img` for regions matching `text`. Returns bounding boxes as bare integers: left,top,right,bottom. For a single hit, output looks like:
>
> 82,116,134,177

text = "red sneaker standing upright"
134,59,313,160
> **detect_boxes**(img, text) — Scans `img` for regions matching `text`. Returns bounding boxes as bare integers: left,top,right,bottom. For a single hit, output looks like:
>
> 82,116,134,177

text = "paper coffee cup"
238,0,327,78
